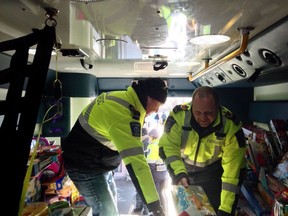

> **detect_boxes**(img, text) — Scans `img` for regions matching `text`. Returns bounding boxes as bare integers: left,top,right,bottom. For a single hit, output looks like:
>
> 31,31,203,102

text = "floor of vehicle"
116,177,143,216
116,176,176,216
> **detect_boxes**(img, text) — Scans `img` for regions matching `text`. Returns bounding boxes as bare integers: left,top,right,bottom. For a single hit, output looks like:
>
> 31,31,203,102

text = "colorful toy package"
171,185,216,216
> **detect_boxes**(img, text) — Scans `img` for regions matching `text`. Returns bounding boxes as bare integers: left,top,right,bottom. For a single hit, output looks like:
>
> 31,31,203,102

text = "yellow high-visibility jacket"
158,102,246,214
147,138,163,164
65,86,160,208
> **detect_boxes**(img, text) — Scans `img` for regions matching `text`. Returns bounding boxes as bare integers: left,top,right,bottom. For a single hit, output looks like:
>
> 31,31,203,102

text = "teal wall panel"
44,71,98,97
249,101,288,123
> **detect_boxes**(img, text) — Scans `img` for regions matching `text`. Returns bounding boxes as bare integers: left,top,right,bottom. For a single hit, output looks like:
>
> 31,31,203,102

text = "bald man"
159,86,246,216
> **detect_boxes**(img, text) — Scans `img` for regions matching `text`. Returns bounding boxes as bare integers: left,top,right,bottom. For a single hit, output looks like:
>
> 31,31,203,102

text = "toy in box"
171,185,216,216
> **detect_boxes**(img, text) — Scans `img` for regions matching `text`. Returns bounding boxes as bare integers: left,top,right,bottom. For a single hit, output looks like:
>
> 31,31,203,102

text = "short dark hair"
145,78,168,103
192,86,219,107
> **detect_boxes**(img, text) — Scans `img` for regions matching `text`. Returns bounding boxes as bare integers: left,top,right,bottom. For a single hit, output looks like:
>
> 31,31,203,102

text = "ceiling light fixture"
187,26,254,82
189,34,230,45
96,38,128,47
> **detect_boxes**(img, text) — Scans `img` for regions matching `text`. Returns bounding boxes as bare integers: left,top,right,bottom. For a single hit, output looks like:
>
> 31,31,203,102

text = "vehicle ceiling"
1,0,288,89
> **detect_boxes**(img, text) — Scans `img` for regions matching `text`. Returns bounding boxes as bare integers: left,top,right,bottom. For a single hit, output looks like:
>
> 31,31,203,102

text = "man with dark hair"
159,86,246,216
62,78,168,216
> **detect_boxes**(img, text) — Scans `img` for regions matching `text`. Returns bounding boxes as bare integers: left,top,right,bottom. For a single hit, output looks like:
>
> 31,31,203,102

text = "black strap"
129,105,140,120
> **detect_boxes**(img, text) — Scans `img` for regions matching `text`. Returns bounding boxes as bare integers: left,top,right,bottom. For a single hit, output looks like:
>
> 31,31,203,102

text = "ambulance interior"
0,0,288,215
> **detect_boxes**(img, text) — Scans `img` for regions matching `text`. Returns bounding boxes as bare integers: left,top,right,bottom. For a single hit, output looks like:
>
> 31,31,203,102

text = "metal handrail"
188,26,254,82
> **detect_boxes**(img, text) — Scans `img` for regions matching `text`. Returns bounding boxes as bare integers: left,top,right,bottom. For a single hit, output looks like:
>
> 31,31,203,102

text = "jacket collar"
127,86,146,123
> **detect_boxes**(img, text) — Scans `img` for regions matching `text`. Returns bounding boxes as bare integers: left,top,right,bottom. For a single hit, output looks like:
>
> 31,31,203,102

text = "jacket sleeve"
158,112,189,184
108,117,162,212
219,120,246,214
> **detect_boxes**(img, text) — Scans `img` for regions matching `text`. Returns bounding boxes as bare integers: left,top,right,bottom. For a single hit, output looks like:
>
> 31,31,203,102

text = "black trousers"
186,160,223,213
186,160,245,215
188,172,222,212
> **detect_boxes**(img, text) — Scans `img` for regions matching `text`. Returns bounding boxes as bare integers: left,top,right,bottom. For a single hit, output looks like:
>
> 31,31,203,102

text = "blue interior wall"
215,87,254,124
43,72,254,125
249,101,288,123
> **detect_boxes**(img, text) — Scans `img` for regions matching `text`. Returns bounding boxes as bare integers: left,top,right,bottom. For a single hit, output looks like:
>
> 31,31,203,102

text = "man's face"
146,97,163,116
192,94,218,128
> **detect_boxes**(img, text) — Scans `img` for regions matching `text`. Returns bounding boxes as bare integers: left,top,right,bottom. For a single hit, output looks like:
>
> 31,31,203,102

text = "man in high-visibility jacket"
62,78,168,216
159,86,246,216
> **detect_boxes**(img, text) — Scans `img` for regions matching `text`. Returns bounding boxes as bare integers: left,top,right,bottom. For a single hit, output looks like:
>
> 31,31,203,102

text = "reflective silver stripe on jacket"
147,159,164,164
120,146,144,160
164,155,182,166
183,157,221,167
106,95,131,109
78,93,134,151
222,182,240,194
78,95,116,149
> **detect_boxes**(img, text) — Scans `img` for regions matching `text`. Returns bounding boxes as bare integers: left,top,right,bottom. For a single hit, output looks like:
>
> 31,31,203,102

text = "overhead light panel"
190,34,230,45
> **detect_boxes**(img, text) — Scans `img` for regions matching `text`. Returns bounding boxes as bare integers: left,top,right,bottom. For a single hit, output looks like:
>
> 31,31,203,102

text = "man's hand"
178,177,189,188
